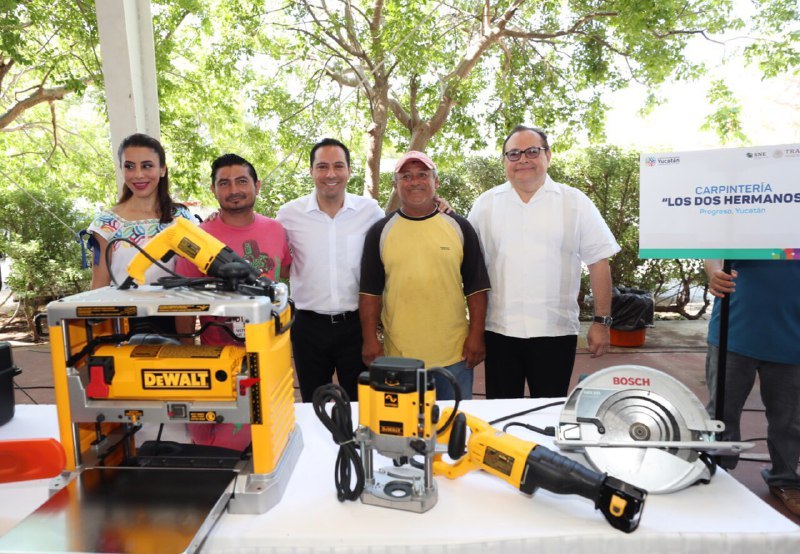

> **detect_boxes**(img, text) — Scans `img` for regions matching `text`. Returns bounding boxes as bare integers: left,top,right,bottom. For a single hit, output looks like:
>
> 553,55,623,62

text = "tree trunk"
363,86,390,200
363,125,383,199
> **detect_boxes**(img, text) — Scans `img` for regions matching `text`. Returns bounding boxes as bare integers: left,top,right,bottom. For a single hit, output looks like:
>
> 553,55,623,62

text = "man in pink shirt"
176,153,292,449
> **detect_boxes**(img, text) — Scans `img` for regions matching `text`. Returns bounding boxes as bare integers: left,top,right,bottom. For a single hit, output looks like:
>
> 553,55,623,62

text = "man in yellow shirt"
359,151,490,399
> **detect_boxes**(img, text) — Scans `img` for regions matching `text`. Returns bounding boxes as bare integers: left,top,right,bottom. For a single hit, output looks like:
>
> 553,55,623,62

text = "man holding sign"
705,259,800,517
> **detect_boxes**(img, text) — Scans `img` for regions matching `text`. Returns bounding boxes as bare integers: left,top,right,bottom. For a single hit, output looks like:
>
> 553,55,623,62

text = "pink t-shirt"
175,213,292,346
175,213,291,450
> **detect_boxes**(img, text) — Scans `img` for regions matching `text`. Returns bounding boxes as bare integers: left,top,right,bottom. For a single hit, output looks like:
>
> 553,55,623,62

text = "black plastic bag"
611,287,654,331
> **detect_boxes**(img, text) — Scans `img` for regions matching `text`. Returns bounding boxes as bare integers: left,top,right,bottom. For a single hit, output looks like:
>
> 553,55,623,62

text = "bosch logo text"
613,376,651,387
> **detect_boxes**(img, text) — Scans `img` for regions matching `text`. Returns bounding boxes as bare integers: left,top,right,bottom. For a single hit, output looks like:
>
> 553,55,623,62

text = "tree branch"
0,83,76,131
303,0,364,60
343,0,367,59
0,57,15,91
503,11,619,41
290,25,374,90
408,74,420,128
325,66,361,88
652,29,714,40
162,10,191,44
388,96,411,129
370,0,384,38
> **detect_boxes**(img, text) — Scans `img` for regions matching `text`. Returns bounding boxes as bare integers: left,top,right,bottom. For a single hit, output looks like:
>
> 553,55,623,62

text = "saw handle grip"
521,445,604,497
522,446,646,533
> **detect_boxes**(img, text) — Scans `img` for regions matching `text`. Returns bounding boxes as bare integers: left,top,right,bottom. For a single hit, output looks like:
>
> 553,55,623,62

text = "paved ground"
3,315,798,524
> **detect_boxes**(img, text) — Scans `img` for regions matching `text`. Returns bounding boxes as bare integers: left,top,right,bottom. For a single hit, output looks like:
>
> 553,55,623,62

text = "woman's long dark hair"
116,133,179,224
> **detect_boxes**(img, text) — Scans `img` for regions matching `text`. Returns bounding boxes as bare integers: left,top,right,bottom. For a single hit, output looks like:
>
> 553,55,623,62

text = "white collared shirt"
277,192,385,313
468,176,620,337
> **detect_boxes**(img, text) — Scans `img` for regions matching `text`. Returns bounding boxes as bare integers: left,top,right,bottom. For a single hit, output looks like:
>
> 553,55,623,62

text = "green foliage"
744,0,800,78
0,1,99,85
0,186,91,338
549,146,709,316
484,0,735,148
255,164,315,218
550,146,641,289
435,156,505,215
701,80,748,144
4,0,797,211
0,94,116,207
347,171,395,209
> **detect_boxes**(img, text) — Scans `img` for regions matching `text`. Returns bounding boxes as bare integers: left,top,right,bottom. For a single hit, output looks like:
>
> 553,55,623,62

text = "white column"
95,0,160,195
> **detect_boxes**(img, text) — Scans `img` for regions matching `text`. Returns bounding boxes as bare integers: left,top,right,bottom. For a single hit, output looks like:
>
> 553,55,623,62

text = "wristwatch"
593,315,613,327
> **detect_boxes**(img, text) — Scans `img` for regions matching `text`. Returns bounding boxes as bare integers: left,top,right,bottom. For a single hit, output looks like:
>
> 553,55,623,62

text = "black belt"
298,309,359,324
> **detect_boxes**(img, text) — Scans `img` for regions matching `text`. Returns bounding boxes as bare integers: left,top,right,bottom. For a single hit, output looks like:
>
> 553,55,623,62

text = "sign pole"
714,259,731,422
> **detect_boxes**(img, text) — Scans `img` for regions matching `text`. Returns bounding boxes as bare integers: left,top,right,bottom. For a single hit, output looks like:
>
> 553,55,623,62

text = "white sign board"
639,144,800,260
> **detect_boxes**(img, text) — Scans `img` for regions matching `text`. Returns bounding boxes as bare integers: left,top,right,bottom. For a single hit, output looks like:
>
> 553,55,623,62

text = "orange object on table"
0,438,66,483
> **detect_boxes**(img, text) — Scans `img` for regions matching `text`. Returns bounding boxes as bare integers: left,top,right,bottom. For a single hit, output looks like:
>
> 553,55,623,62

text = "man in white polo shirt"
276,138,384,402
468,125,620,399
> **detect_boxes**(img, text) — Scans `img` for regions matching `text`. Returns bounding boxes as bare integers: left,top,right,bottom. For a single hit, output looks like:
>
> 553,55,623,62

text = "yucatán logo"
143,369,211,389
645,156,680,167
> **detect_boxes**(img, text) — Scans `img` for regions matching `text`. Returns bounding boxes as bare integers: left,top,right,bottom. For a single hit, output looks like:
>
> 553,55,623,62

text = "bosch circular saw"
555,365,754,493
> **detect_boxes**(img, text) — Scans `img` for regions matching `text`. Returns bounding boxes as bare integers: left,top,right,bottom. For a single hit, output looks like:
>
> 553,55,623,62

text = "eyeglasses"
503,146,549,161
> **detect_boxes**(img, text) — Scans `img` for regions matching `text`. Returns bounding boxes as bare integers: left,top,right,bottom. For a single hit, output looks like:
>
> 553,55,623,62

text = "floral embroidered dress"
88,205,194,285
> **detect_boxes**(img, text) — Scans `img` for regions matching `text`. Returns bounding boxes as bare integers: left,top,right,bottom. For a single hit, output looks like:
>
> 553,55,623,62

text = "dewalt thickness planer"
0,219,302,554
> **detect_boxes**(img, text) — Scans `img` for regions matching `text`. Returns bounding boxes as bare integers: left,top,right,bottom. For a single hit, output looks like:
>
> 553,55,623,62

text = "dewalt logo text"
142,370,211,389
379,420,404,436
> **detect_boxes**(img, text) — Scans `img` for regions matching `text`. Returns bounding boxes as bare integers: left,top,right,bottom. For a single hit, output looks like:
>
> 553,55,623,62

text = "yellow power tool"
0,222,301,554
355,357,439,512
434,408,646,533
122,217,261,289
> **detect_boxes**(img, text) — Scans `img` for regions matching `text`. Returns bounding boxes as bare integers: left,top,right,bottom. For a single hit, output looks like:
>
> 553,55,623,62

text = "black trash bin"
610,287,655,347
0,341,21,426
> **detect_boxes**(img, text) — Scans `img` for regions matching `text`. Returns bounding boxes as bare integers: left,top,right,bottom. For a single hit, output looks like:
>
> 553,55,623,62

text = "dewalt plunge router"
355,357,440,512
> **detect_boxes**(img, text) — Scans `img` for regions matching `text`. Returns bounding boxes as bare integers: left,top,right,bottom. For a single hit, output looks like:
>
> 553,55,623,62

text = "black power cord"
311,383,364,501
488,400,565,426
105,237,183,288
502,421,556,437
427,366,462,435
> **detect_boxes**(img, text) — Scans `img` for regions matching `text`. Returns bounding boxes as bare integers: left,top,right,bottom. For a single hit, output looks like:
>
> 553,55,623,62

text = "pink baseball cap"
394,150,436,173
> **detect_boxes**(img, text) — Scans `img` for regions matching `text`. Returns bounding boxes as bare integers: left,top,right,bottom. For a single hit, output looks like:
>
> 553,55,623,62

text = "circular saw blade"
583,389,706,492
593,389,697,461
584,445,710,493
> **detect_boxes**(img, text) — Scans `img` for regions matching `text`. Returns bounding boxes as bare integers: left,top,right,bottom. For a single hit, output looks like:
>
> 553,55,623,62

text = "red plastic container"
610,328,646,347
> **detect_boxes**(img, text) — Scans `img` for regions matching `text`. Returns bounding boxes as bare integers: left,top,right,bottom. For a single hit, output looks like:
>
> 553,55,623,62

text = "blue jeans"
706,345,800,487
433,360,473,400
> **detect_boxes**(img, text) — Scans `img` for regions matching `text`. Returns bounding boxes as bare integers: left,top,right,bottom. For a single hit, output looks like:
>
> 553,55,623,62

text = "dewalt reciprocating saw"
434,408,646,533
